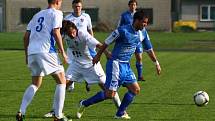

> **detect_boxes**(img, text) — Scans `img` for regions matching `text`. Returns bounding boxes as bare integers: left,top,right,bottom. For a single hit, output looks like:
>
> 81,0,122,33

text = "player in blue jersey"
16,0,70,121
118,0,146,81
76,10,161,119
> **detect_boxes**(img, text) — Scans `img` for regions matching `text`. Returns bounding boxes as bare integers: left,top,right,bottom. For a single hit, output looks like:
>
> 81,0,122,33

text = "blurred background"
0,0,214,32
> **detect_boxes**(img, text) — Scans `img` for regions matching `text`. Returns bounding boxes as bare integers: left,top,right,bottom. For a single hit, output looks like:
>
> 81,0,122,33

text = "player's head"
62,20,78,38
133,10,147,30
72,0,83,15
128,0,137,12
48,0,62,10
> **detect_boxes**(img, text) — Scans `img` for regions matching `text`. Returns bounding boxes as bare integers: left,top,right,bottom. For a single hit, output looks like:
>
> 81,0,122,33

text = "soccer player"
62,20,124,118
76,10,161,119
64,0,93,92
118,0,145,81
16,0,69,121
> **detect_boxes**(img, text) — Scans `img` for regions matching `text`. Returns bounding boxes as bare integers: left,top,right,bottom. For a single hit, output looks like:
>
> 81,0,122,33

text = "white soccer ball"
193,91,209,106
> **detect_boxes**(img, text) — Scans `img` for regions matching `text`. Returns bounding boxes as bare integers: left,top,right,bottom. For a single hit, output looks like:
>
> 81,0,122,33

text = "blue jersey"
105,24,152,61
141,28,152,50
118,11,134,27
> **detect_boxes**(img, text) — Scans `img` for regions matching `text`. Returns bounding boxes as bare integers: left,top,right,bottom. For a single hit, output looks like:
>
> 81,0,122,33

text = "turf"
1,32,215,50
0,50,215,121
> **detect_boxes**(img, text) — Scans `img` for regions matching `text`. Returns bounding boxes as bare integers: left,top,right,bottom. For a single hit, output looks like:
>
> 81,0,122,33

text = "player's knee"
133,87,141,95
105,90,115,99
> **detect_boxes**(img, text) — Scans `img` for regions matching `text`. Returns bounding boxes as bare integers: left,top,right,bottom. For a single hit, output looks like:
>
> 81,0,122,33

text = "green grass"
1,31,215,50
0,50,215,121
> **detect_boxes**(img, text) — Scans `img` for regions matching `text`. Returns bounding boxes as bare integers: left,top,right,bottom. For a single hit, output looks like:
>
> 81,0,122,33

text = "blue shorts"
104,59,137,91
135,43,143,53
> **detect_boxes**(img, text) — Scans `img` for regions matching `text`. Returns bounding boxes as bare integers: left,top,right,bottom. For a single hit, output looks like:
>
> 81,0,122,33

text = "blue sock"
116,91,136,116
82,91,106,107
136,62,143,79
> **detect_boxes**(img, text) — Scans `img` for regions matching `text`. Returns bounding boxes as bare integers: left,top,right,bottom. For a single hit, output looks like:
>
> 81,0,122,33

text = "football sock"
113,92,121,108
116,91,136,116
136,62,143,79
20,84,38,115
54,84,66,118
82,91,106,107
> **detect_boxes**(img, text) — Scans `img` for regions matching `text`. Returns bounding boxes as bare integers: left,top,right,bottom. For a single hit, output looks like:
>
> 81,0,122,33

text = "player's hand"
62,52,68,64
156,64,161,75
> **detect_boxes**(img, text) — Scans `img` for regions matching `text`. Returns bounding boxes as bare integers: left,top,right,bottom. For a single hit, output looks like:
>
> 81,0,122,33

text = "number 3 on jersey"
36,17,44,32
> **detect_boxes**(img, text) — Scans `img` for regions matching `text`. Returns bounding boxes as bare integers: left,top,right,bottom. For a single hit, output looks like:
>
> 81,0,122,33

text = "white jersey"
65,30,99,68
64,12,92,32
27,8,63,55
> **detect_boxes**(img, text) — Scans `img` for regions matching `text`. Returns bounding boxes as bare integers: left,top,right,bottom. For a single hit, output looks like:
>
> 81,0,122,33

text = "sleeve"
104,29,120,45
80,31,99,49
117,16,122,27
86,14,93,31
142,28,153,50
26,19,33,31
53,10,63,29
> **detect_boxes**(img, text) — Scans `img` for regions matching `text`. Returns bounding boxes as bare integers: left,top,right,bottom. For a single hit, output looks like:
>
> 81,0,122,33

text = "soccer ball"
193,91,209,106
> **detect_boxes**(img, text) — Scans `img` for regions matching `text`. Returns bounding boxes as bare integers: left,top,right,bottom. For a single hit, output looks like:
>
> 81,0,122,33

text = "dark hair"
48,0,54,4
133,10,146,22
72,0,82,4
61,20,78,35
128,0,137,5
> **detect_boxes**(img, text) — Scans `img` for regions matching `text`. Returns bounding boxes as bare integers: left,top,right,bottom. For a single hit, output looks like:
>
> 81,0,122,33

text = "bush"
173,25,195,33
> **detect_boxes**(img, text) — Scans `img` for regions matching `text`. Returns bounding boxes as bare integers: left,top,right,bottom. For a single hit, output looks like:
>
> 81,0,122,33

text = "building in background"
175,0,215,30
0,0,214,32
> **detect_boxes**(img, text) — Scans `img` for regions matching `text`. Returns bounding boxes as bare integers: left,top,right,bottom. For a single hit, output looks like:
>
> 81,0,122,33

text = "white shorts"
28,53,64,76
65,62,106,85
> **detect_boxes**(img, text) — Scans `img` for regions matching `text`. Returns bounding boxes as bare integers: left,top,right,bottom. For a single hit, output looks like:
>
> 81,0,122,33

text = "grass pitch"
0,50,215,121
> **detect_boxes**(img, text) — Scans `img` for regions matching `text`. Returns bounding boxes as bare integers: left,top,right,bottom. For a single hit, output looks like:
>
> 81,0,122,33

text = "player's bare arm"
93,43,108,65
23,31,30,64
147,49,161,75
53,28,68,64
96,43,112,59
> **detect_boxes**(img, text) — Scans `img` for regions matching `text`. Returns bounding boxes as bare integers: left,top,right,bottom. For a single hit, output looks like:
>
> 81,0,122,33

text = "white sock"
54,84,66,118
113,92,121,108
20,84,38,115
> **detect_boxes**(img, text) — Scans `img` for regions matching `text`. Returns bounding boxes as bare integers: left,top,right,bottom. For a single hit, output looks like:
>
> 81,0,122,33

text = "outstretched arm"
93,43,108,65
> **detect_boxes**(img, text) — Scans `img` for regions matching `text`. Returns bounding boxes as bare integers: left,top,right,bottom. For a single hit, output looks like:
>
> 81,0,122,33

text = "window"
200,5,215,21
21,8,41,24
137,8,153,25
82,8,99,25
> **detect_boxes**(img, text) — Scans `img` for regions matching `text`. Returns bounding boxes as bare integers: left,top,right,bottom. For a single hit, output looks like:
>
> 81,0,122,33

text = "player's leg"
17,76,42,121
115,63,140,119
17,54,44,121
77,60,118,118
96,62,122,108
115,82,140,119
52,71,67,120
135,43,145,81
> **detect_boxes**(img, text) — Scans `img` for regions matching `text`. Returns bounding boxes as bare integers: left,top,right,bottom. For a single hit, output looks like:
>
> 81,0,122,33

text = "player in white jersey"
64,0,93,92
16,0,70,121
64,0,93,35
63,21,126,118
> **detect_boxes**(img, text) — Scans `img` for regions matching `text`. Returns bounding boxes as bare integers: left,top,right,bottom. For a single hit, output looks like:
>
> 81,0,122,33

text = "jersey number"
36,17,44,32
72,51,82,57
